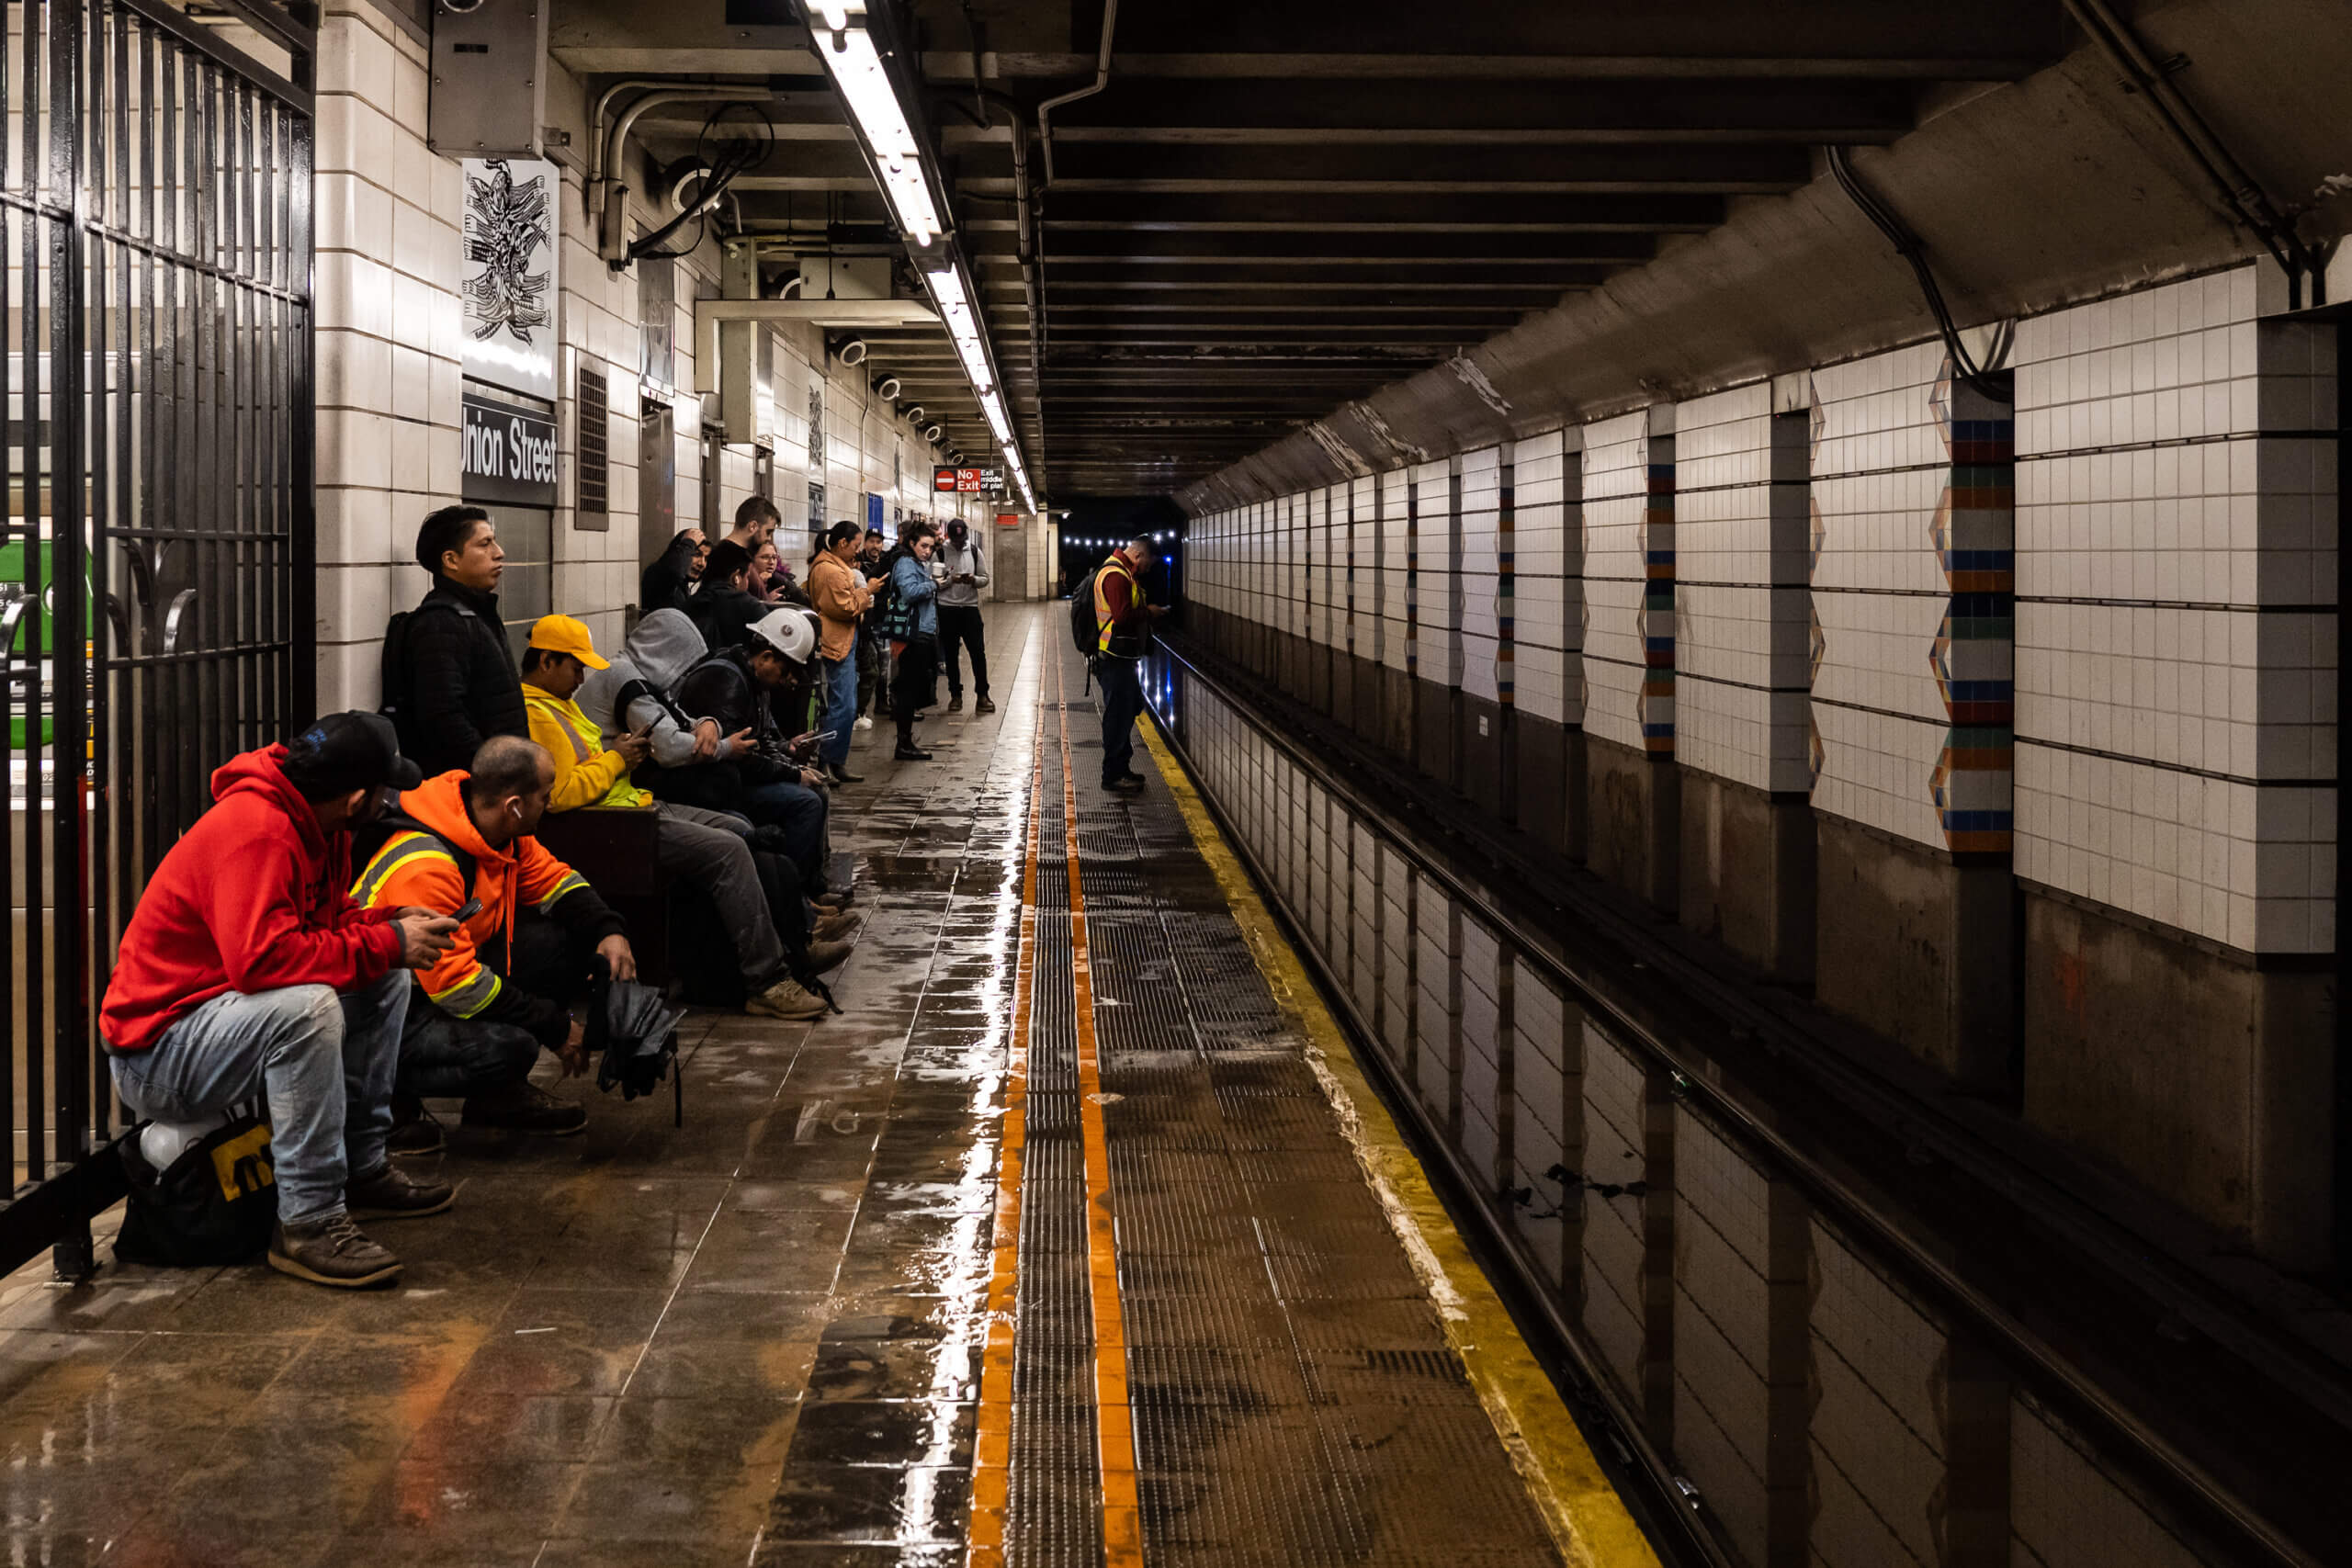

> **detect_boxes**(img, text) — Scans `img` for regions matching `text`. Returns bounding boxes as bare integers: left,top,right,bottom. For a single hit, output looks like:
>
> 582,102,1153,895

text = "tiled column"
2011,266,2337,1265
1809,344,2014,1086
1457,446,1505,812
1408,457,1456,779
312,0,462,713
1674,381,1819,979
1581,408,1679,909
1513,430,1575,852
1376,468,1413,757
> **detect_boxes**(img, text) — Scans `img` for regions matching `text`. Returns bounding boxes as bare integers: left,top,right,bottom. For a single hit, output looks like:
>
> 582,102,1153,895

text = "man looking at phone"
100,712,459,1289
521,616,838,1021
932,518,993,715
354,737,635,1139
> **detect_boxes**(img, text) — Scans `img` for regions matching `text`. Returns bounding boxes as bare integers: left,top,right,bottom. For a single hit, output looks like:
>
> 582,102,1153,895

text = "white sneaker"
854,716,874,731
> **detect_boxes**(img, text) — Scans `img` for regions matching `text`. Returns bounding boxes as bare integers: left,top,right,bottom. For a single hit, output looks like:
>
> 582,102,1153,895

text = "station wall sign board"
462,389,560,508
934,465,1003,494
458,156,560,400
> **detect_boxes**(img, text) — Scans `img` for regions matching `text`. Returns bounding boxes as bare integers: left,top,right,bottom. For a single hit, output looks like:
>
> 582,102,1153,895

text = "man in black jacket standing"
390,506,528,777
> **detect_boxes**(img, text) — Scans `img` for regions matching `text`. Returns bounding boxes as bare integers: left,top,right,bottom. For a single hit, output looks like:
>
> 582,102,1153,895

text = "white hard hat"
747,605,815,664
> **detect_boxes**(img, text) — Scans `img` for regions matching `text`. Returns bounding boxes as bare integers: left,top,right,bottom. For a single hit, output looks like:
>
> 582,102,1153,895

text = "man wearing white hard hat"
669,605,843,913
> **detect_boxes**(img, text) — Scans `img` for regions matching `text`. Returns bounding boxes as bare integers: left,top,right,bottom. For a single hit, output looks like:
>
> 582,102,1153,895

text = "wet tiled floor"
0,609,1566,1567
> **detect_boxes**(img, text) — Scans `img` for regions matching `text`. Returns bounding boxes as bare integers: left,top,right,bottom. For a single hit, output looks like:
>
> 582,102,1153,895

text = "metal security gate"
1,0,312,1275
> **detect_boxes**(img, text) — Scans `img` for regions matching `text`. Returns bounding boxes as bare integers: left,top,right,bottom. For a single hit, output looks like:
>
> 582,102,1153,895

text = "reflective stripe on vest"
1093,557,1144,652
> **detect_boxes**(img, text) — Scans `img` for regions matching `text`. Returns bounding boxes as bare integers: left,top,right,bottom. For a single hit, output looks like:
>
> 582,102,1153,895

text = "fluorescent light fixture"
809,21,940,246
924,266,994,394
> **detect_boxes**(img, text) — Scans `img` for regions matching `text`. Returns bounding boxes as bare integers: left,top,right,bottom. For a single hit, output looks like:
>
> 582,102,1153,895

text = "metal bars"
0,0,311,1276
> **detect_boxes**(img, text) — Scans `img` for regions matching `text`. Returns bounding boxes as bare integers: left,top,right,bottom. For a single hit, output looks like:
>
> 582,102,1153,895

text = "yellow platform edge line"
1138,717,1663,1568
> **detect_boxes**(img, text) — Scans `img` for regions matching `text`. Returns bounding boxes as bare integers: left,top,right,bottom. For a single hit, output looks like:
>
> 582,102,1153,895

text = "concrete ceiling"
562,0,2083,498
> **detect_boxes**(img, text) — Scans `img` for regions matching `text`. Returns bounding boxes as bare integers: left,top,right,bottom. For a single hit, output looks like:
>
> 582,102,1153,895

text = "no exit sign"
933,465,1003,494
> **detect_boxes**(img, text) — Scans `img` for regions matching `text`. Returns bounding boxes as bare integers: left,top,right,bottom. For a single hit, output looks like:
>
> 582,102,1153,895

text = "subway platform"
0,606,1632,1568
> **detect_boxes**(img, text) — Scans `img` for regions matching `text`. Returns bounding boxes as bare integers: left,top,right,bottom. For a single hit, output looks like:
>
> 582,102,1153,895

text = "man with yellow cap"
520,615,845,1021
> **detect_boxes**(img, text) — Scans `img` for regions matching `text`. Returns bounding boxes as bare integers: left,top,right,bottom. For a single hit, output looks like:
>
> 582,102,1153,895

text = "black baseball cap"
283,711,424,795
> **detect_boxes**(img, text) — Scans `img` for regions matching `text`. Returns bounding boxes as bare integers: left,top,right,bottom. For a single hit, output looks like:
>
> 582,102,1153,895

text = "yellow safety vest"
1093,555,1145,653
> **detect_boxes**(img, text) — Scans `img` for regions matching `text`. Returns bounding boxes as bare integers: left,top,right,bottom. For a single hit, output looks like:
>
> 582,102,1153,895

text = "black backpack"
1069,566,1102,657
113,1111,279,1266
379,598,471,761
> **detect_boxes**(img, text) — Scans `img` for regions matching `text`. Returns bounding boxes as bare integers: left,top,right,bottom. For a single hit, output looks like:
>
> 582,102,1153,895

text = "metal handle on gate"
161,589,196,654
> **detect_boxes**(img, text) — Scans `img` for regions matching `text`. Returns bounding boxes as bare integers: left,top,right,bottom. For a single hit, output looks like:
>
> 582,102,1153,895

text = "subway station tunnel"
0,0,2342,1563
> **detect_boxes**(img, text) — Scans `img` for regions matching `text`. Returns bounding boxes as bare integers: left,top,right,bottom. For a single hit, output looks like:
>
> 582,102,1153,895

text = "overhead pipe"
1035,0,1118,188
590,84,756,262
2058,0,2321,306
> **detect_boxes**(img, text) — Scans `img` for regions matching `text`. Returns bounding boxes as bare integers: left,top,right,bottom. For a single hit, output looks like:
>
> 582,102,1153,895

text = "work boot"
462,1080,588,1136
746,976,829,1021
811,909,861,942
895,742,933,761
1105,774,1146,795
804,938,854,973
347,1162,455,1220
948,694,964,713
828,761,865,785
810,889,851,910
268,1211,401,1289
975,695,997,715
386,1096,446,1156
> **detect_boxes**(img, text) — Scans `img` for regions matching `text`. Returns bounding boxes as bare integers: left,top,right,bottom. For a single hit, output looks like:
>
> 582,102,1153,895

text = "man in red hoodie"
100,713,461,1289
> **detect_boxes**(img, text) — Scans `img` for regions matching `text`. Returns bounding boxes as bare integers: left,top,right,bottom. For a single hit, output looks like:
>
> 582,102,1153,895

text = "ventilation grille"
576,363,608,523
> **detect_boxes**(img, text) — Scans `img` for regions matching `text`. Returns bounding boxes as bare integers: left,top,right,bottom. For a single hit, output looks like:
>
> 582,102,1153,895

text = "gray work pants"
659,801,786,989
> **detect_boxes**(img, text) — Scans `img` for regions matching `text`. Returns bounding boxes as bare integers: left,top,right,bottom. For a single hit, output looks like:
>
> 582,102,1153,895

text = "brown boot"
268,1211,401,1289
810,909,861,943
803,939,854,973
348,1162,455,1220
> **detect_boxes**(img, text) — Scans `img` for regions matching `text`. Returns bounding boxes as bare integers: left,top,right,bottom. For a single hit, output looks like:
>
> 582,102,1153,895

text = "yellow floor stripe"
1137,716,1664,1568
967,697,1046,1568
1055,652,1146,1566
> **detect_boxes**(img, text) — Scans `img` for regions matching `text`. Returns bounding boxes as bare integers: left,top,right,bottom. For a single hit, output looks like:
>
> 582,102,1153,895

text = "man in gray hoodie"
932,518,994,715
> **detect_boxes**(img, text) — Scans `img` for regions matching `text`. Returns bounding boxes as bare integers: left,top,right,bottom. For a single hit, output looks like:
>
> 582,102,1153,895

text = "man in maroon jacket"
101,713,460,1288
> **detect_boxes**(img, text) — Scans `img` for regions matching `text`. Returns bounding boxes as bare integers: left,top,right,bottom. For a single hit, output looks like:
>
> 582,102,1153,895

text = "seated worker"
660,607,835,897
354,736,635,1141
99,713,458,1290
520,615,848,1019
583,612,856,916
686,540,764,652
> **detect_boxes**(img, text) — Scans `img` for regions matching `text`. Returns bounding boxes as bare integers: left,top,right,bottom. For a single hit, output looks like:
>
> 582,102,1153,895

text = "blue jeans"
743,776,830,886
821,653,857,767
110,968,410,1225
1097,656,1145,784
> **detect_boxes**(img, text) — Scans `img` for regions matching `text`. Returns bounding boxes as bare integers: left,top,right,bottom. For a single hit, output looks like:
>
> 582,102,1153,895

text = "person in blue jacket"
888,523,941,761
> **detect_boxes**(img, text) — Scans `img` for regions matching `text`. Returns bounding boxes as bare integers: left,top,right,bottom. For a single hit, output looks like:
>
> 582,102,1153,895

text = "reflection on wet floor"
0,610,1571,1568
1154,647,2347,1568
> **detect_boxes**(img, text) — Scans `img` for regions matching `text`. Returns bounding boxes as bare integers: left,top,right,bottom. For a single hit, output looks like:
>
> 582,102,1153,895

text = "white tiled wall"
1410,461,1454,683
1809,342,1953,847
312,0,458,713
1580,411,1658,755
2013,268,2339,954
1674,385,1814,794
1459,446,1502,703
1379,469,1412,674
1512,429,1583,727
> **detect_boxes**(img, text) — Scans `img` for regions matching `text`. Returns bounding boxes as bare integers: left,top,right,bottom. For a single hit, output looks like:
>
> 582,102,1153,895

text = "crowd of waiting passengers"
97,498,1000,1289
